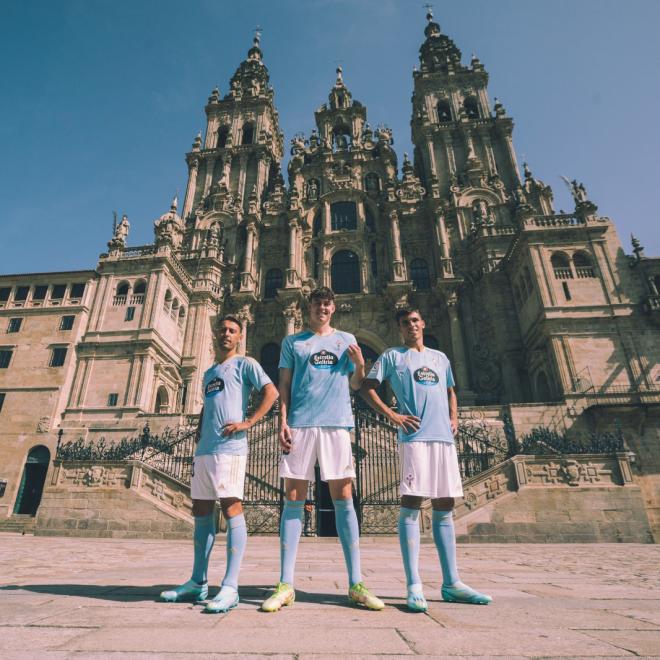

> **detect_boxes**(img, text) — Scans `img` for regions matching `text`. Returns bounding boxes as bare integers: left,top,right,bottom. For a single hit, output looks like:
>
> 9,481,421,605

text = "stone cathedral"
1,13,658,539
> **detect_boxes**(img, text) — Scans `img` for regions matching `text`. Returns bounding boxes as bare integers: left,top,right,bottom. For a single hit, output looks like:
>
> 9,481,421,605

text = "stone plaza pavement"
1,533,659,659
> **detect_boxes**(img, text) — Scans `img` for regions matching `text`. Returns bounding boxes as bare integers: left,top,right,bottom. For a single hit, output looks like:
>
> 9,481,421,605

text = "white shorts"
399,442,463,499
191,453,247,500
279,427,356,482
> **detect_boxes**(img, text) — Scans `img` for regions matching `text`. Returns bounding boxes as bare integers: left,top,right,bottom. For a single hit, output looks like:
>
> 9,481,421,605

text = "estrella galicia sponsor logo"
309,350,339,369
205,377,225,396
414,366,439,386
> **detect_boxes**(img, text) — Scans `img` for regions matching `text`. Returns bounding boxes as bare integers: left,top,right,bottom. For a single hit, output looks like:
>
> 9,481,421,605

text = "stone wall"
450,453,653,543
35,460,193,539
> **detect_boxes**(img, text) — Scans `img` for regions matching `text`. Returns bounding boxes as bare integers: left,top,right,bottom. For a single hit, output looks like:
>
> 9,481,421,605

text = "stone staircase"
0,514,36,535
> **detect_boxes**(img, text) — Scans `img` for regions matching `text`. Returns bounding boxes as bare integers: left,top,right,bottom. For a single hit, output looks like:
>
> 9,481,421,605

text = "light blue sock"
280,500,304,585
333,498,362,587
191,512,216,585
398,507,421,586
221,513,247,589
432,509,460,587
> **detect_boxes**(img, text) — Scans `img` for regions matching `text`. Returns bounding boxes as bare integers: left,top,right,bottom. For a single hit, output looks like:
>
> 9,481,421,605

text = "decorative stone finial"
336,65,343,85
171,194,178,211
523,162,533,180
192,131,202,150
631,234,645,260
425,3,434,22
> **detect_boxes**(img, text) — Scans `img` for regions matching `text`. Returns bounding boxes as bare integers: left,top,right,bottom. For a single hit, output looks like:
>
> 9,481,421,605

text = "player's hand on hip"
347,343,365,368
222,420,251,436
279,422,292,452
390,412,421,433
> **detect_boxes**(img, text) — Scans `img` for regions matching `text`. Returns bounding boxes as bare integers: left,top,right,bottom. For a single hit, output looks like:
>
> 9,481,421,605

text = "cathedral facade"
1,14,658,532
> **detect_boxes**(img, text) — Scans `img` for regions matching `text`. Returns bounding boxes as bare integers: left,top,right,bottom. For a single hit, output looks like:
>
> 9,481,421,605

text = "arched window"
133,280,146,295
535,371,553,402
116,281,130,296
333,125,351,149
331,250,360,294
264,268,283,299
163,289,172,311
155,386,169,414
242,123,254,145
331,202,357,231
424,335,439,350
13,445,50,516
365,172,380,192
260,343,281,386
464,97,480,119
551,253,573,279
217,125,230,148
573,251,595,278
410,258,430,290
437,100,452,122
313,209,323,236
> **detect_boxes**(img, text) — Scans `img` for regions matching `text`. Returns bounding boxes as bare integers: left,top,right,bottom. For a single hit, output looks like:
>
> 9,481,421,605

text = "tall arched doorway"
14,445,50,516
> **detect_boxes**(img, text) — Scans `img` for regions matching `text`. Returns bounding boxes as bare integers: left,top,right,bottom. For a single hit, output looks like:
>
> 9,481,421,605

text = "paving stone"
580,630,660,656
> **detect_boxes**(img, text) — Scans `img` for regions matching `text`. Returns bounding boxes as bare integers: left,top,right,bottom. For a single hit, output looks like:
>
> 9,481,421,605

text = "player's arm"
347,344,366,391
222,384,279,436
278,367,293,451
194,406,204,443
448,386,458,435
360,379,421,433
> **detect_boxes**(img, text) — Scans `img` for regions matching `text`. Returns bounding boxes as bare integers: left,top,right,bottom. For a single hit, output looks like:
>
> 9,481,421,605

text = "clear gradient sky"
1,0,659,274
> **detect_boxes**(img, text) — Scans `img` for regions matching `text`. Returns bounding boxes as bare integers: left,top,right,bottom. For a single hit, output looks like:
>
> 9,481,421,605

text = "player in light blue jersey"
261,287,384,612
361,306,492,611
160,315,278,613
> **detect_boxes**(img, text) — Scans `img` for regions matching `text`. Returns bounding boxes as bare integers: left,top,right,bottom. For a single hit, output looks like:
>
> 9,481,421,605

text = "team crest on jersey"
309,350,338,369
414,366,439,386
205,377,225,396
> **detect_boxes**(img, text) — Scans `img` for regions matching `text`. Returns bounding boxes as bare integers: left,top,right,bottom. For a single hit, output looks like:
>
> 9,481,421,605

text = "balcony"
553,267,573,280
584,384,660,408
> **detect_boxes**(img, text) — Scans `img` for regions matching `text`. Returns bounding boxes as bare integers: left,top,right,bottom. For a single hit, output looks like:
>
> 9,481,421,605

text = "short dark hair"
309,286,335,303
395,306,423,325
217,314,243,331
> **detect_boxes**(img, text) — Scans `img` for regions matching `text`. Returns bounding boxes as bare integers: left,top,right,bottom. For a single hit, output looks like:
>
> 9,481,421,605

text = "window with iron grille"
331,250,360,294
7,318,22,333
330,202,357,231
107,393,119,407
410,258,430,290
59,315,75,331
264,269,283,299
0,350,12,369
49,347,67,367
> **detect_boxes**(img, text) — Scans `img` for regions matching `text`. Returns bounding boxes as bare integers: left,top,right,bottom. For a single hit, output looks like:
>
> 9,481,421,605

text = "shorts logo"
309,350,338,369
414,366,439,386
205,377,225,396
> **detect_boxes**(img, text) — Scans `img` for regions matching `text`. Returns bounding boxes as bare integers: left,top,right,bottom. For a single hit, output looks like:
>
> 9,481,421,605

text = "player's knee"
221,498,243,518
431,497,454,511
192,500,215,517
401,495,423,510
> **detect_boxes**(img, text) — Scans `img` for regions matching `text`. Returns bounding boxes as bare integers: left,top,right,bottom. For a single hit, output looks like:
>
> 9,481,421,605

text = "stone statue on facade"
107,214,130,251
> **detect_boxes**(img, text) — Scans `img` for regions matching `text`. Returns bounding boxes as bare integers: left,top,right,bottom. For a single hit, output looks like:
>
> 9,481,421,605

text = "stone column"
445,290,472,394
236,306,253,356
389,210,405,281
323,201,331,234
426,140,438,178
243,223,256,275
434,213,452,277
503,132,521,182
203,156,217,196
182,158,200,219
237,153,249,204
283,304,299,336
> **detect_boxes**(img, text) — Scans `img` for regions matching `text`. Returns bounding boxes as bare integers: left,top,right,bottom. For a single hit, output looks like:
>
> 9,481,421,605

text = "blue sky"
1,0,659,274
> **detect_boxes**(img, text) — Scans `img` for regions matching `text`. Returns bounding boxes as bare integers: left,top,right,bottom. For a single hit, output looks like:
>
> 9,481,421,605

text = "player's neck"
218,348,239,363
404,339,425,352
310,321,334,336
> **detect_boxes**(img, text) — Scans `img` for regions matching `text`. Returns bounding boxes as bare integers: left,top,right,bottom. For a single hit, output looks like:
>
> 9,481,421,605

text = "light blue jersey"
279,329,356,429
367,347,456,443
196,356,272,456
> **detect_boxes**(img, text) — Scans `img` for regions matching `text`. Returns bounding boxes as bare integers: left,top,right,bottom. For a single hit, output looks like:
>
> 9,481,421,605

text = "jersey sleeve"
278,336,294,370
367,350,392,383
244,358,273,391
446,360,456,388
